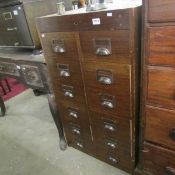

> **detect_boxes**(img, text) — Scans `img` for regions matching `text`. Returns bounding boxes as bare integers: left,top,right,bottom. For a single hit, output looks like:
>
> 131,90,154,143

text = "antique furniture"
135,0,175,175
0,0,57,48
0,48,67,150
37,2,141,173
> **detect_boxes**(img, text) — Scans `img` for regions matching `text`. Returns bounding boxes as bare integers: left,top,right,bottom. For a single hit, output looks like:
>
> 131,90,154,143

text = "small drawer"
142,142,175,175
83,62,130,96
148,27,175,66
80,31,130,64
148,0,175,22
145,106,175,151
40,32,79,61
49,60,83,87
90,111,131,147
147,66,175,110
86,88,130,118
56,84,86,106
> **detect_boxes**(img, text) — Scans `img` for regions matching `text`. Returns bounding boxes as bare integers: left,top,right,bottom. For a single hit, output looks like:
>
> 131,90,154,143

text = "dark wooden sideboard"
37,6,141,174
135,0,175,175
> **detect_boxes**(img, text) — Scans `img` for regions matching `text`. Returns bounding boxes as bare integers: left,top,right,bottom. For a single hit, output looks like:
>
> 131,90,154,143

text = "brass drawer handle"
96,47,111,56
101,100,114,109
52,39,66,53
165,166,175,175
104,123,116,132
169,128,175,141
69,111,78,118
106,140,117,149
108,157,118,164
76,142,83,148
72,128,81,135
98,76,112,85
64,91,74,98
60,70,70,77
53,45,65,53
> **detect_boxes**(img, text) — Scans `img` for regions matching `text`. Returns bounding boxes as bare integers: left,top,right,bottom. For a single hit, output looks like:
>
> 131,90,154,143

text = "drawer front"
48,59,83,87
83,62,130,96
86,87,130,118
147,66,175,110
95,144,133,173
148,0,175,22
40,32,79,61
145,106,175,151
142,143,175,175
80,31,130,64
90,111,131,147
148,27,175,66
55,84,86,106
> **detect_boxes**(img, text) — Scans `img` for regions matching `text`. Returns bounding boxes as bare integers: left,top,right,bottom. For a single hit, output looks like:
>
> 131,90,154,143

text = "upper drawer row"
40,31,130,64
147,0,175,22
37,9,132,33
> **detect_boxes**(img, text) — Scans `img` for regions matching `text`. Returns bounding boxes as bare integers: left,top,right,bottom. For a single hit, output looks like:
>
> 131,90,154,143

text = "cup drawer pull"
165,166,175,175
96,47,111,56
53,45,65,53
98,76,112,85
102,100,114,109
52,39,65,53
60,70,70,77
69,111,78,118
106,141,117,149
76,142,83,148
169,128,175,141
104,123,116,131
64,91,74,98
108,157,118,164
72,128,81,135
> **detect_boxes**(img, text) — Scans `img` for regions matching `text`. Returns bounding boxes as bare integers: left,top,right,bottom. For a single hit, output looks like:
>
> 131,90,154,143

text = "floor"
0,89,129,175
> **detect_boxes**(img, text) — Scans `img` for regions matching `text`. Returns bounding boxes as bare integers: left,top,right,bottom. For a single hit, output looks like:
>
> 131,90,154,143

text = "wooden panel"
83,62,130,97
36,9,130,33
147,66,175,110
145,106,175,151
40,32,79,61
80,31,130,64
148,0,175,22
148,27,175,66
142,142,175,175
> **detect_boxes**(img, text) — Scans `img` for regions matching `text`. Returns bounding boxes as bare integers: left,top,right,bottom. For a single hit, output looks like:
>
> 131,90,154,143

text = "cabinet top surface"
38,0,142,19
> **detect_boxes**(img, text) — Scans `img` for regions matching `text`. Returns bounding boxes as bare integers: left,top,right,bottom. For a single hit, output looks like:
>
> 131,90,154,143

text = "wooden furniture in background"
135,0,175,174
37,6,141,174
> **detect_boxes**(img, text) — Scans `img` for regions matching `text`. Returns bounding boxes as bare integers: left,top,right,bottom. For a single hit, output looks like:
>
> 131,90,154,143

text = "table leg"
0,96,6,117
47,93,67,150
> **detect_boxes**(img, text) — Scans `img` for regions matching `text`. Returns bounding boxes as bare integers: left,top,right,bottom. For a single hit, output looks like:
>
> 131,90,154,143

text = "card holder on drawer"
96,69,113,85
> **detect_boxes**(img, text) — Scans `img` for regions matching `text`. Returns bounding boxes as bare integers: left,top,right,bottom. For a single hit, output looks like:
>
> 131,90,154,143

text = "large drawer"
47,59,83,87
148,0,175,22
40,32,79,60
147,27,175,66
83,62,130,96
147,66,175,110
145,106,175,151
90,111,131,148
80,31,130,64
142,142,175,175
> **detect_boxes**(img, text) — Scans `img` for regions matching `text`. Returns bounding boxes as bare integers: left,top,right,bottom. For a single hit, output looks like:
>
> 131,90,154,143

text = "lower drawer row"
142,142,175,175
58,104,134,172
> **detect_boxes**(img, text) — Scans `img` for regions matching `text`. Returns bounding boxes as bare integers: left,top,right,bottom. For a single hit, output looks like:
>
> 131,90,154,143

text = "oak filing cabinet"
37,5,141,174
135,0,175,175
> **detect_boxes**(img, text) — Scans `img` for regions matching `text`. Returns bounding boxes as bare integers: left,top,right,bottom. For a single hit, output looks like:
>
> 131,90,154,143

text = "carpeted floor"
0,89,129,175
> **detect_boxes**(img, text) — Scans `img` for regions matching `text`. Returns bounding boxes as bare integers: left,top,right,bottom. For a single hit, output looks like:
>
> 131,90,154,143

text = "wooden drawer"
95,144,133,173
83,62,130,96
148,0,175,22
90,111,131,148
80,31,130,64
47,59,83,87
55,84,86,106
40,32,79,60
148,27,175,66
142,142,175,175
147,66,175,110
145,106,175,151
86,87,130,118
